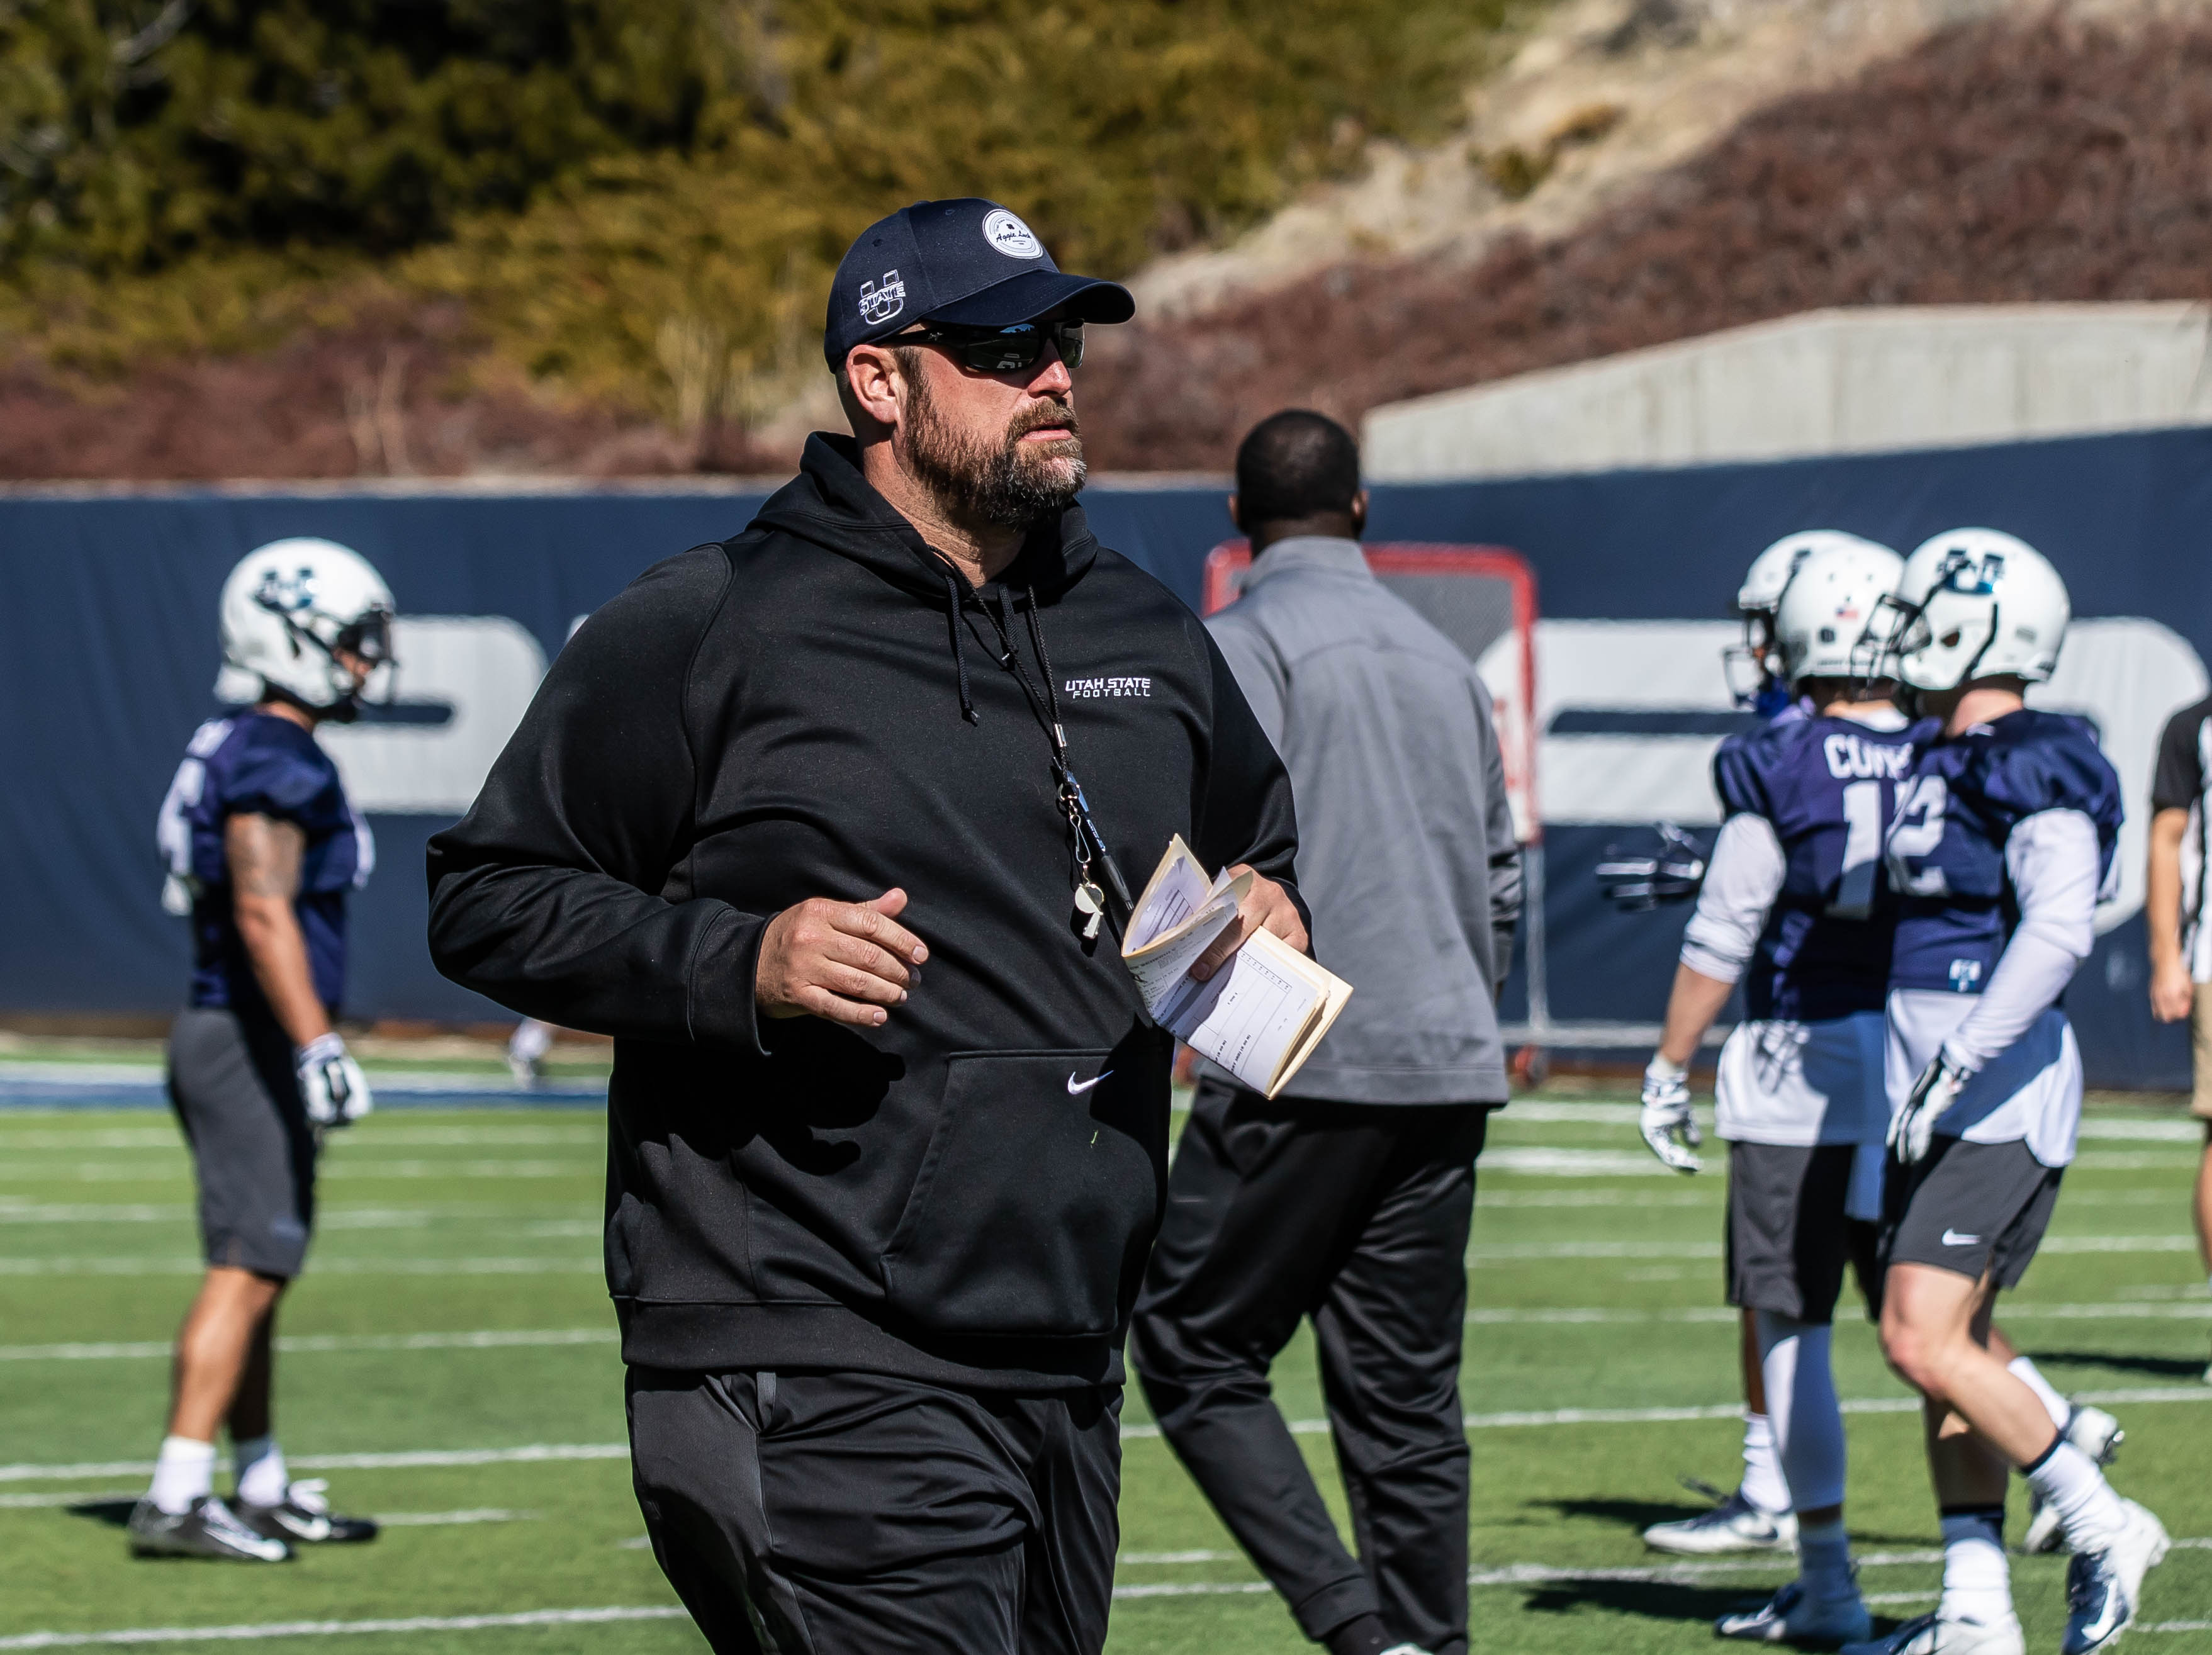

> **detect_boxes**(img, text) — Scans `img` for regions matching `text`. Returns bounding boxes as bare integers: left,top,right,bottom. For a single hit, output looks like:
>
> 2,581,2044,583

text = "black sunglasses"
892,319,1084,374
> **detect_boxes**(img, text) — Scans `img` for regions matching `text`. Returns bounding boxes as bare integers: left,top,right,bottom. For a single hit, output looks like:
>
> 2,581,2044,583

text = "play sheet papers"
1122,836,1353,1100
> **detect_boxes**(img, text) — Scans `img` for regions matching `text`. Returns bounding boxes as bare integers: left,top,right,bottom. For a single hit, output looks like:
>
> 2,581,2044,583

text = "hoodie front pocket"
881,1043,1167,1339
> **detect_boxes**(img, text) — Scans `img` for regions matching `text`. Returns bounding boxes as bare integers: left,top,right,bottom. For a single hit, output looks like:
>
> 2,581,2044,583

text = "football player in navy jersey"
1631,541,1907,1642
130,540,394,1562
1844,532,2165,1655
1641,531,1899,1570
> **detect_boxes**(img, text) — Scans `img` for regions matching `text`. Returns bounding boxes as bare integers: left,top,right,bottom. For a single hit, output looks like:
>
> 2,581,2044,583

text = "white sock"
1938,1508,2012,1625
1740,1410,1790,1515
1797,1516,1855,1602
149,1435,215,1516
1758,1311,1847,1513
2025,1439,2128,1554
233,1435,288,1508
2007,1355,2072,1432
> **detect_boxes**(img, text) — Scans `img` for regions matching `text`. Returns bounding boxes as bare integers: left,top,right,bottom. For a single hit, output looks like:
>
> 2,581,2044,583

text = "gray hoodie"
1206,536,1524,1104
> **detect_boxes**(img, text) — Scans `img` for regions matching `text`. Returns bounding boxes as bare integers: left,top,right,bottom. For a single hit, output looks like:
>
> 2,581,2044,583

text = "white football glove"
1639,1058,1702,1174
296,1033,372,1128
1889,1052,1966,1166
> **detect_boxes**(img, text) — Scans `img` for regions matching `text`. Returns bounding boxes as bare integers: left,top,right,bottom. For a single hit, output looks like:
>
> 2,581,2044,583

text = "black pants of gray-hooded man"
1130,411,1523,1655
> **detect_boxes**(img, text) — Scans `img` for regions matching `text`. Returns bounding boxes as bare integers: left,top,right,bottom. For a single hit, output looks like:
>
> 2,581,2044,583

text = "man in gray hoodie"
1129,410,1523,1655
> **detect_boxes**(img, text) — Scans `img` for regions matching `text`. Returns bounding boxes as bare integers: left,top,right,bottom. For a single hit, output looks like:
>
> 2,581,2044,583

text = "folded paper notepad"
1121,836,1352,1099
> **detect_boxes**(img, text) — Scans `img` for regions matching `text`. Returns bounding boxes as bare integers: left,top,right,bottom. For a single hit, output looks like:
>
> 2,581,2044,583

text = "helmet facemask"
253,592,397,721
1722,611,1783,710
1879,547,2008,693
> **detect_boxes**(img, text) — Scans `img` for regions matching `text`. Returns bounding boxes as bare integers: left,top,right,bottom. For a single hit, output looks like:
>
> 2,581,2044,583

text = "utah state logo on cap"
857,269,906,325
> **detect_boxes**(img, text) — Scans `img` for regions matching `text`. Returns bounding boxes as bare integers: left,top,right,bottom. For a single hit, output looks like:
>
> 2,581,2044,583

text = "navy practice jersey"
1885,709,2121,995
1713,713,1928,1020
156,712,372,1014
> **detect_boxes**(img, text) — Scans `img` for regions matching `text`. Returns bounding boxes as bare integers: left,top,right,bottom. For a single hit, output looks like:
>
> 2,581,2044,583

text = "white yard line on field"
1464,1236,2199,1263
0,1607,688,1649
1116,1540,2210,1611
1479,1109,2199,1140
1120,1551,1240,1564
1122,1385,2212,1441
1464,1299,2212,1326
0,1259,599,1277
0,1327,613,1362
0,1499,533,1524
6,1576,2204,1644
1480,1149,1684,1177
9,1390,2209,1485
0,1164,591,1185
0,1444,631,1484
0,1128,600,1153
0,1202,575,1226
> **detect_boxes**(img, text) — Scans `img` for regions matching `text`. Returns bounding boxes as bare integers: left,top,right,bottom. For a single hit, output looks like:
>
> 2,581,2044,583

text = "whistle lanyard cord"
958,581,1133,923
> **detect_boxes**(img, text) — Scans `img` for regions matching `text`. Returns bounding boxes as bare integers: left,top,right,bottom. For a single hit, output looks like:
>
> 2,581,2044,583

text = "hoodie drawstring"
941,569,978,725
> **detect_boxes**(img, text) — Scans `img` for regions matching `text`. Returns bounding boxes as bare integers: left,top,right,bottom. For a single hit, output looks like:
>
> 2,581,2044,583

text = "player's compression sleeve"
1937,808,2099,1074
425,545,766,1052
1677,813,1785,984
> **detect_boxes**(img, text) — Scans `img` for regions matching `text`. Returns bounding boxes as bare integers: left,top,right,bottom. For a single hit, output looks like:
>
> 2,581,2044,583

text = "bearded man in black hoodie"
425,199,1308,1655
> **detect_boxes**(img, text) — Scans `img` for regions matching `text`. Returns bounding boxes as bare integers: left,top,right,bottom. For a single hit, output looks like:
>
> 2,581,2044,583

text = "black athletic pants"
627,1366,1120,1655
1128,1078,1493,1655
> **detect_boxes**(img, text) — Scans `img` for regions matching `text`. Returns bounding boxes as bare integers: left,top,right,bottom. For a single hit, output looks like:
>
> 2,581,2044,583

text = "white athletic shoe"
127,1494,291,1562
1839,1610,2025,1655
1645,1484,1798,1555
1717,1578,1872,1647
2023,1404,2125,1555
2062,1499,2170,1655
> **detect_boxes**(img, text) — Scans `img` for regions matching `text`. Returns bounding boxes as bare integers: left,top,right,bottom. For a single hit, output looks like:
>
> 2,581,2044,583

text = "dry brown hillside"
5,5,2210,480
1080,12,2212,469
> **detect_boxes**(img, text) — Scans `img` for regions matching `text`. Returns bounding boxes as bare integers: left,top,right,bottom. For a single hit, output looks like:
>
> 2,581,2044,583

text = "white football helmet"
1725,530,1889,704
1773,539,1902,683
1876,527,2070,692
216,538,395,718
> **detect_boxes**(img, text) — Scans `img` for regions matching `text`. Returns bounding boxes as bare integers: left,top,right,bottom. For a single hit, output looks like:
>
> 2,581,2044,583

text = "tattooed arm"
226,812,333,1048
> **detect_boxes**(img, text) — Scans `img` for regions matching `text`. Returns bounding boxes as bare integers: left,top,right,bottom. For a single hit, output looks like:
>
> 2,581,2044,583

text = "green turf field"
2,1087,2208,1652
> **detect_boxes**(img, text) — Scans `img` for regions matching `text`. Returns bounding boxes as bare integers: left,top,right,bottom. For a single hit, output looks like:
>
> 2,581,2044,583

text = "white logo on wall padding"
982,210,1043,259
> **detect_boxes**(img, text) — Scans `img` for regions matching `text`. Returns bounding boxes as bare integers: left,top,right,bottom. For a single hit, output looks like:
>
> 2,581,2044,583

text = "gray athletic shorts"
167,1006,318,1279
1724,1142,1878,1324
1877,1136,2061,1300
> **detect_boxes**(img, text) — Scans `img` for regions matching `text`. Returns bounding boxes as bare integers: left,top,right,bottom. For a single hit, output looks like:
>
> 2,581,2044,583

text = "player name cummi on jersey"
1821,731,1914,780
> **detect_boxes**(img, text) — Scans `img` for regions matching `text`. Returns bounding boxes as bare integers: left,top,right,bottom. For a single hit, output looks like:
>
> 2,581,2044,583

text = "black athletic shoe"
128,1494,293,1561
239,1479,379,1545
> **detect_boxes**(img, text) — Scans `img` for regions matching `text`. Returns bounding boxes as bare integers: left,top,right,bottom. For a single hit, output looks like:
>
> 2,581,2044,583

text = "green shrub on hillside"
3,0,1515,427
1,0,733,267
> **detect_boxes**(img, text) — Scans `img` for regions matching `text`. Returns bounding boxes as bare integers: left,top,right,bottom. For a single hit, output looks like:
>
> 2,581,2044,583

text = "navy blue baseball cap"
824,198,1135,369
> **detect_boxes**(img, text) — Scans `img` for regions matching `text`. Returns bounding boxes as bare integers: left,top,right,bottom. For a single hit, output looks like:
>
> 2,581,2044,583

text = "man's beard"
904,367,1087,530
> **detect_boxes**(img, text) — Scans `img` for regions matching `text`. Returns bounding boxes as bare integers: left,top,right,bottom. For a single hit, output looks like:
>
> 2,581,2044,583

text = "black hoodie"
425,435,1301,1390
